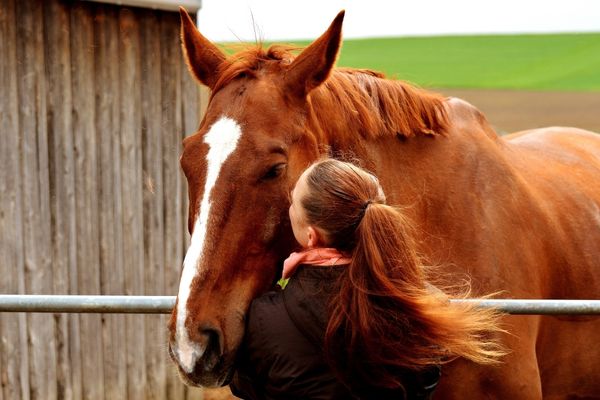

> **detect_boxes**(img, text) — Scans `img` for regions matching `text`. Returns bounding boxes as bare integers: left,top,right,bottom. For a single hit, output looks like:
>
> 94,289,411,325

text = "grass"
227,33,600,91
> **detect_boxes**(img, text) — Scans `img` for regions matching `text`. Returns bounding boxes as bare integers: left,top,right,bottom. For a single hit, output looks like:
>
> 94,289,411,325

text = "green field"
249,33,600,91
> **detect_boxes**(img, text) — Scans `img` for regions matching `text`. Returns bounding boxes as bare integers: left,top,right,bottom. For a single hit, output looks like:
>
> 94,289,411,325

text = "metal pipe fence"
1,295,600,315
0,295,173,314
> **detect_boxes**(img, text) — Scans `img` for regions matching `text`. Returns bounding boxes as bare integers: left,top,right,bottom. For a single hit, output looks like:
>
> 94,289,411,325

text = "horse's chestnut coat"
169,7,600,398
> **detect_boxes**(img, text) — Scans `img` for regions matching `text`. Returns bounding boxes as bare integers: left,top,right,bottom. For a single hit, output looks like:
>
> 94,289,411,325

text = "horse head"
168,8,346,387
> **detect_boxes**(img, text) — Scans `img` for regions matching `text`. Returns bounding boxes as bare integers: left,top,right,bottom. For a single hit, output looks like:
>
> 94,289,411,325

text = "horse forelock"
212,44,299,95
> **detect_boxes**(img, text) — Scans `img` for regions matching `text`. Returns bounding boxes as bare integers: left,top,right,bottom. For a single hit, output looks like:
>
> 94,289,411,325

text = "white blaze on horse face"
175,116,242,373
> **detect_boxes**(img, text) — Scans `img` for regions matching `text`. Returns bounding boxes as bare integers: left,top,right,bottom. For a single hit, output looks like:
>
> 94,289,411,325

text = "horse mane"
213,44,450,139
311,69,449,139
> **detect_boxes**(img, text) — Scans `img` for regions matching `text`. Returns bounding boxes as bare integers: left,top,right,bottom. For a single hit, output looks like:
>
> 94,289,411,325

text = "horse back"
502,127,600,298
420,100,600,299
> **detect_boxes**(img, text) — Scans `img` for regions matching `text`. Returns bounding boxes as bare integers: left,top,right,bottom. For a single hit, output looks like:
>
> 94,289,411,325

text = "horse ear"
179,7,228,89
284,10,345,98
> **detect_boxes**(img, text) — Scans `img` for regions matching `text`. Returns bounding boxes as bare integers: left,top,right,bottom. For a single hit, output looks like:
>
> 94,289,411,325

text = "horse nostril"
200,328,223,371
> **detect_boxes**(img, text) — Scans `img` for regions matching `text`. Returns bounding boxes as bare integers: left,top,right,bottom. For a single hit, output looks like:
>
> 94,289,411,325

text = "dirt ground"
196,89,600,400
438,89,600,135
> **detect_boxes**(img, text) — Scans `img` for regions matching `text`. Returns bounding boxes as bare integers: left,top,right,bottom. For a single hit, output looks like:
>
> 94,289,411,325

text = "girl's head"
289,159,386,251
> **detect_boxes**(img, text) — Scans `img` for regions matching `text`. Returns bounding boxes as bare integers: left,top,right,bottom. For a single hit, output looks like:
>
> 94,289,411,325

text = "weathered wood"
140,9,169,400
160,10,192,400
181,47,201,139
16,1,58,398
42,2,77,398
94,5,127,399
70,3,102,399
1,1,203,397
0,0,29,398
118,8,148,400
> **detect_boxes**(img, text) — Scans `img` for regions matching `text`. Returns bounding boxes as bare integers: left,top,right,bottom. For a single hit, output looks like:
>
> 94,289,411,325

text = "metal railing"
0,295,173,314
1,295,600,315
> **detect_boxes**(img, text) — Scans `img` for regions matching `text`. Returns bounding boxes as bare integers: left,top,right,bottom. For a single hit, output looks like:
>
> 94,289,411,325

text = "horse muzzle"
168,327,233,387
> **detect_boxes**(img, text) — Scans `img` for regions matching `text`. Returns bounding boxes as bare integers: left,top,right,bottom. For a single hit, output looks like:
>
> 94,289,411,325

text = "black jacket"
230,265,440,400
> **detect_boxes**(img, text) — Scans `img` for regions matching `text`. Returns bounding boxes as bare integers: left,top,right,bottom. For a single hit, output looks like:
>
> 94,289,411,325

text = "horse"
168,8,600,398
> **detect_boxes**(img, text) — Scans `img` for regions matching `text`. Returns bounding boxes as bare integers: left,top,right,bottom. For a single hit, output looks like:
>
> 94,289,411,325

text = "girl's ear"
307,226,323,248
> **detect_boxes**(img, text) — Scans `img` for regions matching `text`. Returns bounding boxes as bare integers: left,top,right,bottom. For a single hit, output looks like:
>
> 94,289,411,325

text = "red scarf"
282,248,351,279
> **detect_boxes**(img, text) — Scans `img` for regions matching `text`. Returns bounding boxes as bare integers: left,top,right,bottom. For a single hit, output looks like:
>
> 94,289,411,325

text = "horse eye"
261,163,286,181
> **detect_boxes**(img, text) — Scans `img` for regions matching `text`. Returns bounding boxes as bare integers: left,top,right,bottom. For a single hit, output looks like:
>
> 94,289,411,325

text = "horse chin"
169,346,235,388
177,366,233,388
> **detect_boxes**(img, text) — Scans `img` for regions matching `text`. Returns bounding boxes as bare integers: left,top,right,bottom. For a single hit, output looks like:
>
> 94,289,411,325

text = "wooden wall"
0,0,210,398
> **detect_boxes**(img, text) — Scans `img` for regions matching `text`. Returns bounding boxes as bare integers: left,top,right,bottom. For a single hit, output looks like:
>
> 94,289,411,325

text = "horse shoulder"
445,97,499,142
503,127,600,293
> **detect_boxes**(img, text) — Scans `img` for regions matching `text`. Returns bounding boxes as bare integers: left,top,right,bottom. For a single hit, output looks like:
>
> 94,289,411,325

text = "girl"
231,159,505,399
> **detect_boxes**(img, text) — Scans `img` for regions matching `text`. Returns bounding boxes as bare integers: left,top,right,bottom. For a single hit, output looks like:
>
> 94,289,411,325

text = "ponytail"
324,203,506,390
300,159,506,391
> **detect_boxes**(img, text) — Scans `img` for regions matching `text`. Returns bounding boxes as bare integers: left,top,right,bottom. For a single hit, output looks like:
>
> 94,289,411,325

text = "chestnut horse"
168,8,600,398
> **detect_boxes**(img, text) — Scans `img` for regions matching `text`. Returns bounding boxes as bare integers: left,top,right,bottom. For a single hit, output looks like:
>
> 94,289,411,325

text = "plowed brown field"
439,89,600,135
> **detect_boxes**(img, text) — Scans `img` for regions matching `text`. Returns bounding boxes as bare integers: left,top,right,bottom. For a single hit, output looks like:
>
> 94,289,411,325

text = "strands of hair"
301,159,506,391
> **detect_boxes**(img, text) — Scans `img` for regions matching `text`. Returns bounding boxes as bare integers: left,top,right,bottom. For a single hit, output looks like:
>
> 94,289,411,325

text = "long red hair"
301,159,506,390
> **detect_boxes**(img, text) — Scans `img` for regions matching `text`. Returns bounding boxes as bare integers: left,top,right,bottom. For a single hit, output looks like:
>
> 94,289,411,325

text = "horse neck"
306,70,450,149
307,78,511,223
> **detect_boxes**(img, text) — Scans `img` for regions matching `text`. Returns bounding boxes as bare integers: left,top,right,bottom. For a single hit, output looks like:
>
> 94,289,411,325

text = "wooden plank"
16,1,58,398
0,0,29,398
181,46,201,139
139,9,168,400
180,31,200,250
94,5,127,399
160,11,188,399
42,2,77,398
118,8,148,400
161,11,184,317
3,2,207,398
70,3,103,400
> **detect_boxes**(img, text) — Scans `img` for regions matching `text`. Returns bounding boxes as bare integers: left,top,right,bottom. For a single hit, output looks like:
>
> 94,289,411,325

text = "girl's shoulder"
245,288,314,356
234,288,345,399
